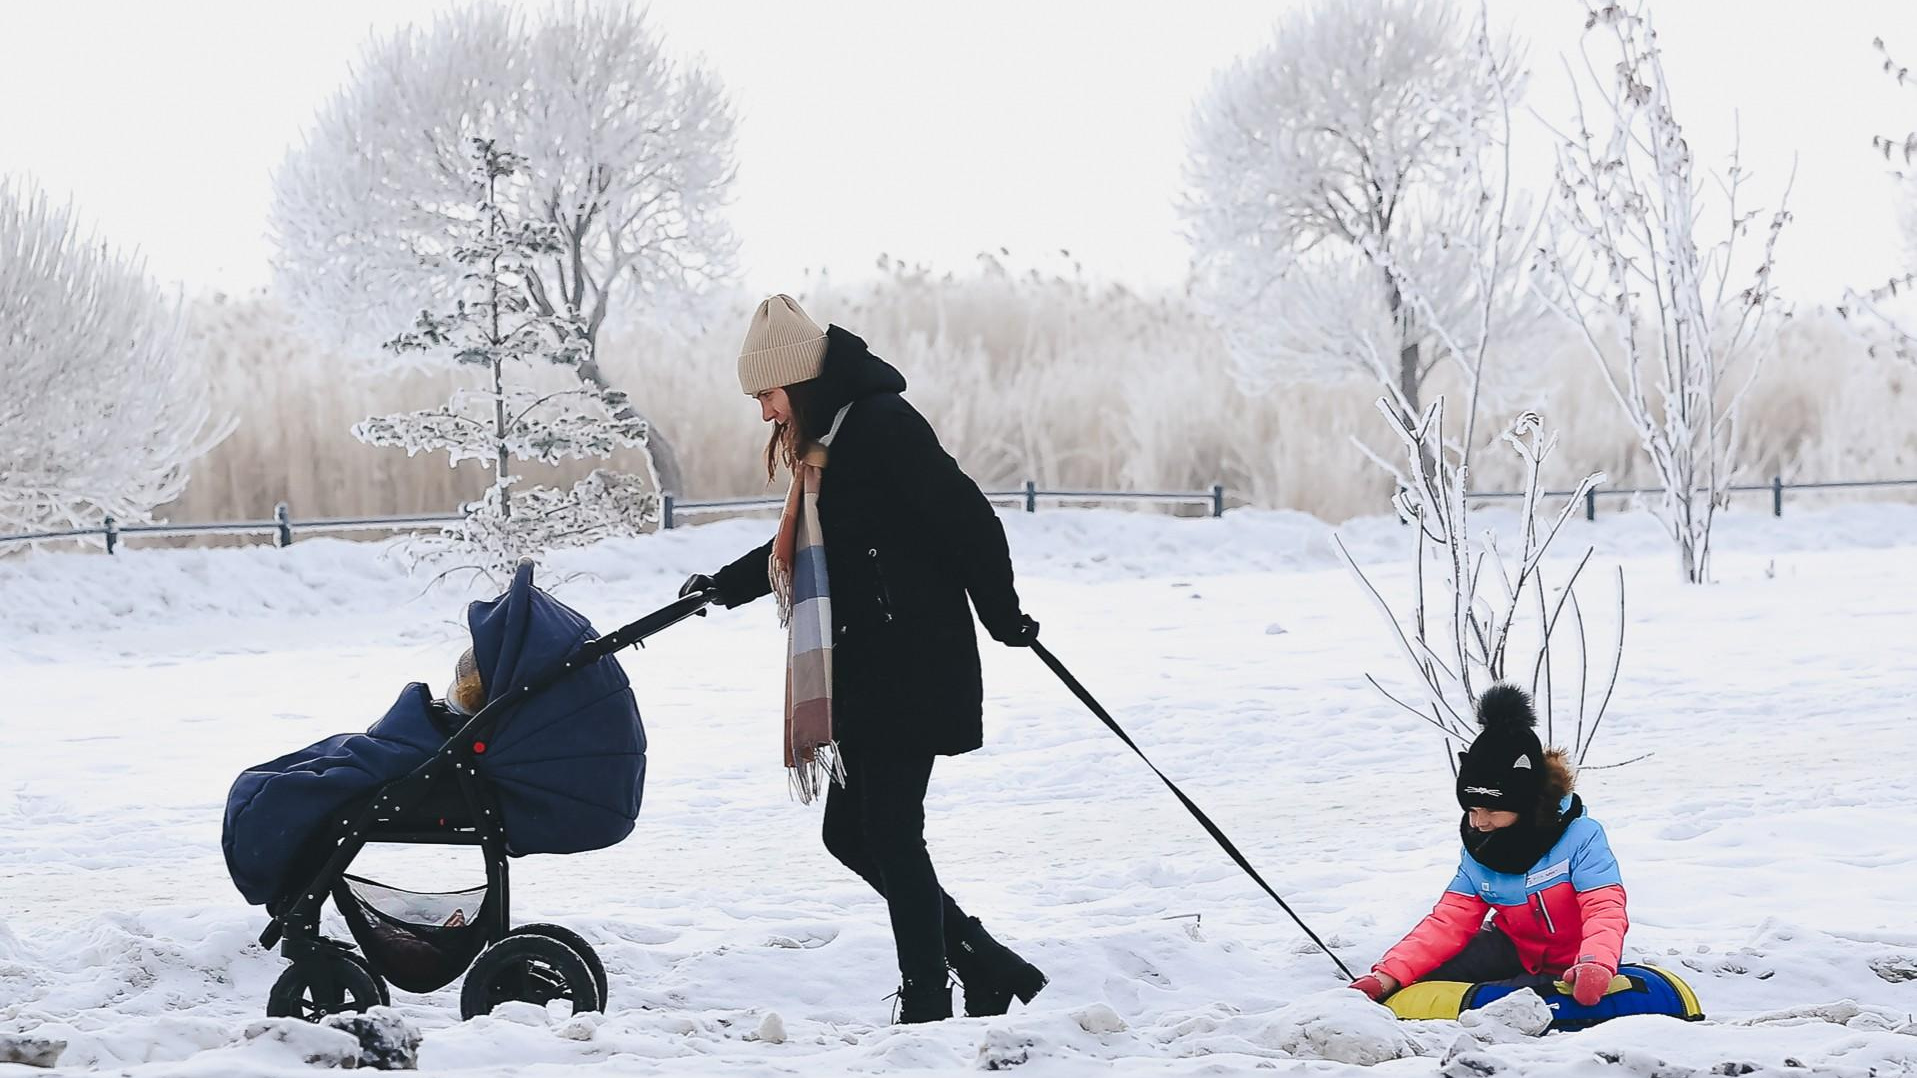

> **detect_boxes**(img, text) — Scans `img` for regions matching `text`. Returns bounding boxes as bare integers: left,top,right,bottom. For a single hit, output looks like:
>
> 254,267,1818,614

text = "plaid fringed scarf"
770,403,853,803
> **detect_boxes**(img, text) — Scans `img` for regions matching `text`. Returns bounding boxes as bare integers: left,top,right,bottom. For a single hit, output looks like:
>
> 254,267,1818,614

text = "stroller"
222,562,712,1022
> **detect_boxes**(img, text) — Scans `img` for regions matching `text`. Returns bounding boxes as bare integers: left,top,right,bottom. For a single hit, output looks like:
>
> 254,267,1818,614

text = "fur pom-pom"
1476,684,1537,730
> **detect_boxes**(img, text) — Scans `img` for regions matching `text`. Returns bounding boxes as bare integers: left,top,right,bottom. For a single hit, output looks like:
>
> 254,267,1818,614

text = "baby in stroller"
222,562,683,1023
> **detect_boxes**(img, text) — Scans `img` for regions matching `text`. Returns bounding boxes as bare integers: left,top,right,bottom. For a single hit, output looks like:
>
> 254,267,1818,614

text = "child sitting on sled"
1350,684,1628,1008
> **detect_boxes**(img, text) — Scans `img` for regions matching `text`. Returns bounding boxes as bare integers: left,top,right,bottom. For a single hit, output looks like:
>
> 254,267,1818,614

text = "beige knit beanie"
737,294,828,396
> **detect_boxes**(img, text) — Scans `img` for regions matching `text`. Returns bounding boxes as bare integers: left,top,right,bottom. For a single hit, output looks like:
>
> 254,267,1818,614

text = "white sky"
1,0,1912,301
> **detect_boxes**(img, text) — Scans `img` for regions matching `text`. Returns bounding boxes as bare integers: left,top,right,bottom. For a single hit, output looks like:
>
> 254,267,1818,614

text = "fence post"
1772,474,1783,518
1585,486,1597,522
1211,483,1225,518
1024,480,1037,514
104,516,118,555
661,494,675,531
275,502,293,547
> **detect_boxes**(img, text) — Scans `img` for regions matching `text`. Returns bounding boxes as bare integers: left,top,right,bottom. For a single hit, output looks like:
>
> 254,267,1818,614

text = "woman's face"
1467,807,1521,832
756,387,792,425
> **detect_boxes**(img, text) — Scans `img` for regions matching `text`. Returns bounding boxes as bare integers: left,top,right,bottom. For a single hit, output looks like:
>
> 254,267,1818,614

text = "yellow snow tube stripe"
1384,980,1473,1021
1636,964,1704,1019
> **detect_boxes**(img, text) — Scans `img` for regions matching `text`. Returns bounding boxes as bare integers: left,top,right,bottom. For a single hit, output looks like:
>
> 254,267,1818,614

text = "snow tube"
1386,963,1703,1030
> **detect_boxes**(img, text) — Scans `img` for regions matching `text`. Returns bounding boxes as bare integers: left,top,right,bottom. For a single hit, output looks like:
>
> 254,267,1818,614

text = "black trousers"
1426,926,1553,989
821,742,970,984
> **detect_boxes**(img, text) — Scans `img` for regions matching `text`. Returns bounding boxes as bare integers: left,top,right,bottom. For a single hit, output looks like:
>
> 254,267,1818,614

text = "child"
1350,685,1629,1008
445,647,486,717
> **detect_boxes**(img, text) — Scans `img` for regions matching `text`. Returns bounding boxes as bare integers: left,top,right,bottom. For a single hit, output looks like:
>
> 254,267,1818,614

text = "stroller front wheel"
460,932,602,1020
267,948,389,1021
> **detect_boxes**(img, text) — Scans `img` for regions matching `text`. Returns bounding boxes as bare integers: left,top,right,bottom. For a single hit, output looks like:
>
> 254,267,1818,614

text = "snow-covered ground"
3,504,1916,1076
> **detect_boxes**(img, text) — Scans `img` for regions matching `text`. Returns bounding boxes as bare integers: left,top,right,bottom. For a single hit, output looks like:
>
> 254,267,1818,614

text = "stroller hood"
466,560,647,857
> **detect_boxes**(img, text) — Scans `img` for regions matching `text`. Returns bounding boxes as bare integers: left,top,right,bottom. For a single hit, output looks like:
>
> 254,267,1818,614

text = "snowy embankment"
3,504,1916,1076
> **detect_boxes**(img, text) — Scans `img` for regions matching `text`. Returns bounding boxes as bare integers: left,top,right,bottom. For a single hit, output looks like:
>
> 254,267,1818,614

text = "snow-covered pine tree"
272,1,738,498
353,139,655,579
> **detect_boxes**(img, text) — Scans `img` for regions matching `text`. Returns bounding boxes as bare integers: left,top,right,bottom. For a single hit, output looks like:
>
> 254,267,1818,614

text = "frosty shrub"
0,179,229,538
271,0,737,495
1313,5,1625,759
1542,0,1794,584
352,140,654,581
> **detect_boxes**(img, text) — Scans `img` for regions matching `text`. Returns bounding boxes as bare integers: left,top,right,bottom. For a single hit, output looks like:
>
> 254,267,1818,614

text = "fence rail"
1465,476,1917,522
3,475,1913,553
0,483,1231,554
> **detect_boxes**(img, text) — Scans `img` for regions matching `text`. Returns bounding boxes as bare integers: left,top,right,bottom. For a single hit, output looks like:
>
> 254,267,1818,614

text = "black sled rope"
1032,641,1357,981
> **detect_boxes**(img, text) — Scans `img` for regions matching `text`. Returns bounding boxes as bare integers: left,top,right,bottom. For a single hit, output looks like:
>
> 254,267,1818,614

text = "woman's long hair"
764,378,831,481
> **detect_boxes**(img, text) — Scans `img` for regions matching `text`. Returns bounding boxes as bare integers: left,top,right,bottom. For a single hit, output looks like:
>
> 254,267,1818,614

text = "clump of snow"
484,1001,552,1027
975,1026,1037,1070
0,1033,65,1068
1458,989,1554,1040
554,1011,603,1042
1738,1000,1913,1032
755,1011,787,1044
234,1018,362,1068
1073,1003,1129,1035
1262,988,1413,1065
322,1007,421,1070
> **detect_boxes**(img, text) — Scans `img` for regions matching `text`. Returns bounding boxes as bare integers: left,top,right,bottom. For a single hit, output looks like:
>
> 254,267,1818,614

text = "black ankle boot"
892,975,953,1024
947,917,1047,1018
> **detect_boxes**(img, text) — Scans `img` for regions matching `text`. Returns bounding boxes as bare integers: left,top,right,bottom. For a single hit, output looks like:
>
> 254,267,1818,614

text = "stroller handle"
576,589,718,663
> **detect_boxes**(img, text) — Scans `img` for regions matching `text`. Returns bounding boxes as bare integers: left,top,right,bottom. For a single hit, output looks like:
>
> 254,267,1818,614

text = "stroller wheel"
510,923,608,1008
461,931,602,1020
267,948,389,1021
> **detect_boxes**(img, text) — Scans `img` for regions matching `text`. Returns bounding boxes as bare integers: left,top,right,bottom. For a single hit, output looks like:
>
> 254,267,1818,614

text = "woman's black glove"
679,573,721,601
991,613,1040,648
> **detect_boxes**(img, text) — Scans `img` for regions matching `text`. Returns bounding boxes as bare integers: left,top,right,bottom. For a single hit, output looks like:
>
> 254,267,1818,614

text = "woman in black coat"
681,295,1047,1023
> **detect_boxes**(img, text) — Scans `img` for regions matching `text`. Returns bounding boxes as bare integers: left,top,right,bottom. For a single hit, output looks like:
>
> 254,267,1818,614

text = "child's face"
1467,807,1521,832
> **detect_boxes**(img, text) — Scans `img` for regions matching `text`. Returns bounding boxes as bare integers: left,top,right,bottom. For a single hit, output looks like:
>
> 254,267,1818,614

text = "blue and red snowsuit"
1376,799,1629,987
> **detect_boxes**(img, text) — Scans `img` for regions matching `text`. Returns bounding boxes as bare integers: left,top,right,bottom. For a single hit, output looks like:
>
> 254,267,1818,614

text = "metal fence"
0,482,1230,554
2,475,1912,553
1466,476,1917,521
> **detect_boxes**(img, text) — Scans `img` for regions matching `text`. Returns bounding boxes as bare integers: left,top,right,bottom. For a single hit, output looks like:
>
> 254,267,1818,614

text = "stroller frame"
257,589,716,1019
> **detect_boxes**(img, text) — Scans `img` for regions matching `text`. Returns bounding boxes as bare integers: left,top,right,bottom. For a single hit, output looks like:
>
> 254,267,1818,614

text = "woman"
680,295,1048,1024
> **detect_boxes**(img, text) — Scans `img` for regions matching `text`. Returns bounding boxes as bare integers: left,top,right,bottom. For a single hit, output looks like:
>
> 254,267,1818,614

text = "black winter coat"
711,327,1023,757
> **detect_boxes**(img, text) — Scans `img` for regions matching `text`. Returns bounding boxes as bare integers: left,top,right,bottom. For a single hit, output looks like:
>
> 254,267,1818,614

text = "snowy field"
3,503,1916,1076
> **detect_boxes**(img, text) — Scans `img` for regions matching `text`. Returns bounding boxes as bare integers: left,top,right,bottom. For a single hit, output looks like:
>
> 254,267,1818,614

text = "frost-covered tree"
0,179,229,537
1182,0,1543,442
1541,1,1792,585
272,0,738,496
355,140,656,579
1841,36,1917,362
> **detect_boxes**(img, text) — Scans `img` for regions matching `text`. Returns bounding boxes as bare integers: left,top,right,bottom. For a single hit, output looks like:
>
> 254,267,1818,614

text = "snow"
3,503,1916,1076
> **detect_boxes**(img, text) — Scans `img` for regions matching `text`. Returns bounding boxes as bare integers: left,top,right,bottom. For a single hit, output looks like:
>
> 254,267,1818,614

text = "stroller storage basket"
336,875,498,994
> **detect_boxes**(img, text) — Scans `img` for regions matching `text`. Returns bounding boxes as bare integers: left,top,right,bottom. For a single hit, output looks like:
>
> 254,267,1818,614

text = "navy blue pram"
221,562,713,1022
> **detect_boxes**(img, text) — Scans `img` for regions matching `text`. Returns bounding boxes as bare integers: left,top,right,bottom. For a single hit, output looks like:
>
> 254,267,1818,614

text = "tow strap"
1032,641,1356,981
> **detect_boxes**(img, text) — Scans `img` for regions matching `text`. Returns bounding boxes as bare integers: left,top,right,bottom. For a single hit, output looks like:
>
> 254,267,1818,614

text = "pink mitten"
1348,974,1392,1001
1565,961,1615,1007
